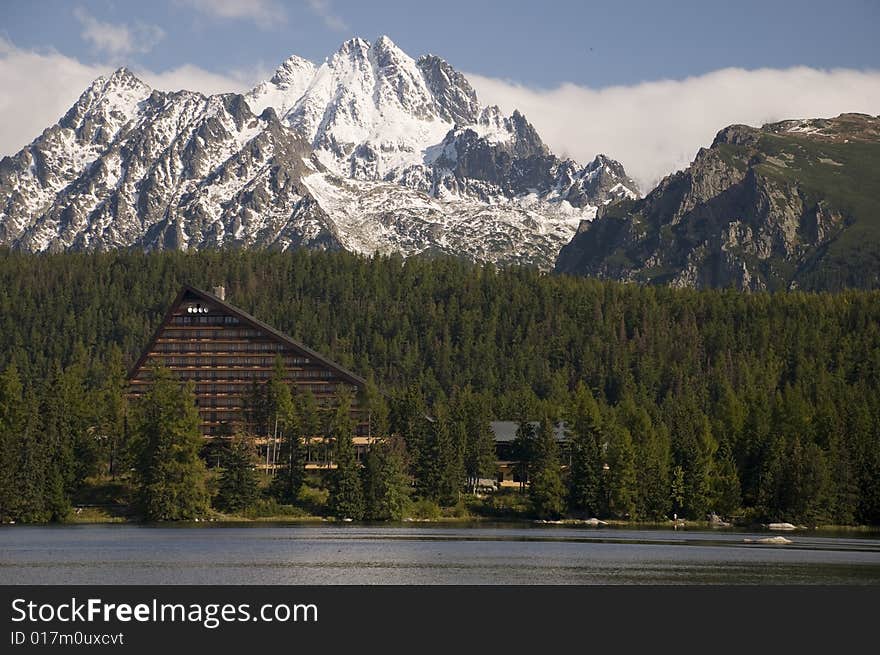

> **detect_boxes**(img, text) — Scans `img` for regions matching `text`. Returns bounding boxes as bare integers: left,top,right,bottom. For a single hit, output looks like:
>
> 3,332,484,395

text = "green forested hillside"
1,248,879,524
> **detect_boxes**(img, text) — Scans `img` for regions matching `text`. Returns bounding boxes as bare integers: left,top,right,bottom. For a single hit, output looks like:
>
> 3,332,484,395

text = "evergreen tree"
271,416,306,505
432,407,465,505
665,394,717,519
602,423,637,519
62,345,101,489
510,386,540,493
328,390,364,520
16,387,50,522
39,358,94,512
38,363,74,520
389,385,429,482
637,424,672,520
4,249,880,525
784,436,832,524
712,381,746,462
414,402,466,504
0,365,15,522
267,361,305,503
711,445,742,519
243,380,269,437
266,357,295,431
671,465,686,518
215,435,260,513
756,433,787,521
845,390,880,524
132,368,209,521
452,388,496,493
827,435,859,525
567,383,603,516
616,396,670,519
363,436,410,520
529,416,565,519
512,420,537,494
0,365,49,522
298,388,322,469
96,345,129,478
740,385,773,508
363,374,389,437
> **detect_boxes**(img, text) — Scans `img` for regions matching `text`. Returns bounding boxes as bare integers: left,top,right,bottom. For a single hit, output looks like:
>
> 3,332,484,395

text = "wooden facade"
128,285,370,447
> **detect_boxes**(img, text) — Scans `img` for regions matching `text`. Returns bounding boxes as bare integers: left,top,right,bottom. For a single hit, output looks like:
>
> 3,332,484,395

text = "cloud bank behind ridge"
0,38,257,161
467,66,880,191
1,36,878,194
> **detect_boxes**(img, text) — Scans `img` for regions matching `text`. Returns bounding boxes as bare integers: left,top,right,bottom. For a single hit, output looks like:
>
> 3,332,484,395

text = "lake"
2,523,880,584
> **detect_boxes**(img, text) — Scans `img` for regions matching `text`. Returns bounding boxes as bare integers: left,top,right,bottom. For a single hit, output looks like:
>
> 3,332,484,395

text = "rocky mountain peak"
219,93,256,130
556,113,880,291
417,54,479,125
586,154,626,178
368,35,437,121
75,66,151,106
59,66,152,146
509,109,549,157
335,36,371,60
269,55,316,86
764,112,880,143
711,124,760,148
372,34,400,54
108,66,142,83
2,36,639,270
370,36,418,80
478,105,505,128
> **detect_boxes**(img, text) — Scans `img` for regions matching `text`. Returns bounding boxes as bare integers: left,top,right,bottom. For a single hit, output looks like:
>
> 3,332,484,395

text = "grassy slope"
637,127,880,290
748,133,880,289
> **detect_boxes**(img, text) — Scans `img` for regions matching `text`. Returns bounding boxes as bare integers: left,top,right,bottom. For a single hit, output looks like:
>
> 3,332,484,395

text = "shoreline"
5,512,877,534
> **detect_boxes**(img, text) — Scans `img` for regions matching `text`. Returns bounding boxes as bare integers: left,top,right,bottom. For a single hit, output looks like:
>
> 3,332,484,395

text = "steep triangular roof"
129,284,367,387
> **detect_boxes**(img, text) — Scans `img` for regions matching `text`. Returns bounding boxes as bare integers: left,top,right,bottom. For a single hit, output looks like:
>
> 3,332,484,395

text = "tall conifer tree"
132,368,208,521
328,389,364,520
529,416,565,519
363,437,410,520
216,435,260,513
567,383,603,516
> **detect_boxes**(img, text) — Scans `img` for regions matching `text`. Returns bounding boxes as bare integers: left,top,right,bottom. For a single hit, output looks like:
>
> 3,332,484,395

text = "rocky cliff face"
0,37,639,267
0,68,339,253
555,113,880,291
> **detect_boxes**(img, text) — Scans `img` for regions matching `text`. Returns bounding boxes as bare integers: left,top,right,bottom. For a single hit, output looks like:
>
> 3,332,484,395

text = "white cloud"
306,0,348,32
73,8,165,57
140,64,260,95
178,0,287,29
467,67,880,191
0,38,258,156
3,35,878,197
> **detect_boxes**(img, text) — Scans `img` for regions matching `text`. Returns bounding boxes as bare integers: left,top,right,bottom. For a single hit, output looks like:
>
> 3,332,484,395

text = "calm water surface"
2,523,879,584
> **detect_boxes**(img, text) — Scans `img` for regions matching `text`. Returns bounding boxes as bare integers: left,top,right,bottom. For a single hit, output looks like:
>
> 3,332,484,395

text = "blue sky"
2,0,879,186
4,0,879,87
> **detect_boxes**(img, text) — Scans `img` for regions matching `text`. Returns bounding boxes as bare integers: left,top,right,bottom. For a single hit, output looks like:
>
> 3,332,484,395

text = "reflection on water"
2,523,879,585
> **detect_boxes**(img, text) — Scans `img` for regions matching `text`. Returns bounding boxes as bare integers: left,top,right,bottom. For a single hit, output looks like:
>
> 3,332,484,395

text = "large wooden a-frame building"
128,285,370,447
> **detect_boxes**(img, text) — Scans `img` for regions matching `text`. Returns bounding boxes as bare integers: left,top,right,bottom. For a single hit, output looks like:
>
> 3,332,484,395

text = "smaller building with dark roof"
490,420,570,488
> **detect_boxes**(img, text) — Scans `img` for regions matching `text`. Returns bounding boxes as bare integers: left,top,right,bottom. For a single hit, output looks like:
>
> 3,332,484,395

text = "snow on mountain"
1,69,337,252
248,36,454,180
246,55,317,120
1,36,639,267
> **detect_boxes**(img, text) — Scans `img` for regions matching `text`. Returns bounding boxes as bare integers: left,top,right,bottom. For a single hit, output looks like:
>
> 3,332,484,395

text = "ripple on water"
1,524,879,585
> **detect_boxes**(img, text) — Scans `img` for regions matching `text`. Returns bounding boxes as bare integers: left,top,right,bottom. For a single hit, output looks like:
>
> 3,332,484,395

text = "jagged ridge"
0,36,639,267
555,113,880,290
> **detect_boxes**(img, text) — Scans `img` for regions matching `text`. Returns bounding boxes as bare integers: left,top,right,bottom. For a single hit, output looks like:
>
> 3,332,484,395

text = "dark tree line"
0,247,879,524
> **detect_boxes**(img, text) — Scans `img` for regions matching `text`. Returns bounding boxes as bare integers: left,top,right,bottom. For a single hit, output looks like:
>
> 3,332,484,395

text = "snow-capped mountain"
0,36,639,267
